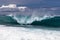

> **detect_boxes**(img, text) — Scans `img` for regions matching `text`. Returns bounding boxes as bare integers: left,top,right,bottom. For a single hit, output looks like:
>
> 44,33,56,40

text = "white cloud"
0,4,16,8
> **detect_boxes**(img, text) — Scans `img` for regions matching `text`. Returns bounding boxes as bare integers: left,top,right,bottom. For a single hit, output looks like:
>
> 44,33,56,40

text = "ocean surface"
0,7,60,40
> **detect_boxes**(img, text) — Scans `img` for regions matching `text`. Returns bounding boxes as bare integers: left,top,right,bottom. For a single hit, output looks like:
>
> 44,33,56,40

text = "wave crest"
8,14,54,24
0,14,60,27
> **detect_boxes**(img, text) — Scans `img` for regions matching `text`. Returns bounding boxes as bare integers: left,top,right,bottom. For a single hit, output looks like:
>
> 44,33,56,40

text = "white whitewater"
0,25,60,40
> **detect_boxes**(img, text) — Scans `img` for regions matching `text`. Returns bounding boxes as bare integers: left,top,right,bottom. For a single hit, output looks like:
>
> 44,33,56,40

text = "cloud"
0,0,60,7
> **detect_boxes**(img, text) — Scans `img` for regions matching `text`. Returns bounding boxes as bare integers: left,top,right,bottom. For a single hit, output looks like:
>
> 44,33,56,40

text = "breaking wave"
0,14,60,27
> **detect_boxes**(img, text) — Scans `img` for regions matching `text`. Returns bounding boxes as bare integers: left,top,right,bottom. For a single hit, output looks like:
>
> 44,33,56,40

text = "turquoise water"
0,15,60,27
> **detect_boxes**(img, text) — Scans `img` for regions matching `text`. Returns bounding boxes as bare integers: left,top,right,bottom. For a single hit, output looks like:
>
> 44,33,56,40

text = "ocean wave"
0,14,60,27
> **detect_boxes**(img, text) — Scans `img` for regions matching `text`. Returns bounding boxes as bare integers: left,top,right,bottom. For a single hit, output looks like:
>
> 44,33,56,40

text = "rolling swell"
0,15,19,25
31,16,60,27
0,15,60,27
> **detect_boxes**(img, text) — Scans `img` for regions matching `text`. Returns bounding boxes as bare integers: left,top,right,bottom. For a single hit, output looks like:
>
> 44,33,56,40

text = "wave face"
31,16,60,27
0,15,19,25
0,14,60,27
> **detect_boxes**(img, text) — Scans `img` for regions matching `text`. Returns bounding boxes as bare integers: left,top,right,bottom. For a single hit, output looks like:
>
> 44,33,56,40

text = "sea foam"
0,25,60,40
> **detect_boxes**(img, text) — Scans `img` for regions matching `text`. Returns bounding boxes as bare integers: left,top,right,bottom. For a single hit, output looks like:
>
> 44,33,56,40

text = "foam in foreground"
0,25,60,40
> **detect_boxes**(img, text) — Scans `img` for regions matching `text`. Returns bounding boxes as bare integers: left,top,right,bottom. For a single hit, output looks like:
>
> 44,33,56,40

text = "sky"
0,0,60,7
